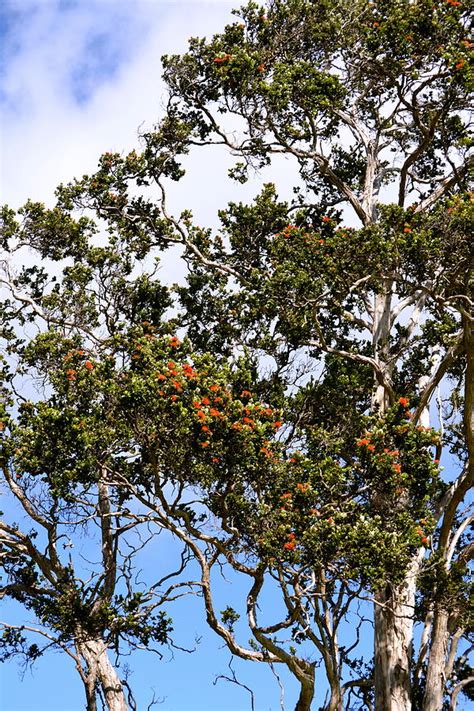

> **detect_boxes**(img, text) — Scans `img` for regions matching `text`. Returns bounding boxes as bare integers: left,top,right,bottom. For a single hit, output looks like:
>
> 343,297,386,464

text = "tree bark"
422,608,449,711
78,637,128,711
372,283,416,711
294,663,315,711
374,565,417,711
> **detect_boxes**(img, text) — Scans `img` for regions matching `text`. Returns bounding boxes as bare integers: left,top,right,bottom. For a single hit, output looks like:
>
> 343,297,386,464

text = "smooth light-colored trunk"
374,564,417,711
422,608,449,711
79,637,128,711
372,286,415,711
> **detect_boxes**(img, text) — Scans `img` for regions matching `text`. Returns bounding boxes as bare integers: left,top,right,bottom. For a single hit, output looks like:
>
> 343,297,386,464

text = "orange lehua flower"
172,380,182,391
158,391,165,396
455,59,465,70
398,397,410,407
201,441,210,447
403,226,412,234
322,216,331,222
201,425,210,432
367,444,376,452
357,438,370,447
66,369,76,381
170,395,178,402
156,373,167,381
212,457,220,463
309,508,320,516
243,416,254,425
167,361,176,370
132,354,141,360
213,396,223,404
169,336,180,348
281,492,292,500
393,463,402,474
284,540,296,550
327,517,334,525
241,390,252,398
318,239,325,245
287,532,296,540
210,384,220,392
257,63,265,72
296,483,309,493
210,408,221,418
197,411,206,420
193,401,201,408
0,422,5,431
84,360,94,370
201,397,211,405
421,537,429,546
273,420,282,428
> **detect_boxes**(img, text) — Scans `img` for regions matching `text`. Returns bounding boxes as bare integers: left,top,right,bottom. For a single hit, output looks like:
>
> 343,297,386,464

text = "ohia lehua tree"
1,1,473,710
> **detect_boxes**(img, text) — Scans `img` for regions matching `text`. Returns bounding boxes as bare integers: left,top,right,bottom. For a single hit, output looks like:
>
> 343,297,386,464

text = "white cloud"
1,0,240,207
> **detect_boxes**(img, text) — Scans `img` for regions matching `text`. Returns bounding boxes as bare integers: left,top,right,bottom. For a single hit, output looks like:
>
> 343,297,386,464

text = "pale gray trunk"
374,561,417,711
372,284,415,710
422,609,449,711
79,637,128,711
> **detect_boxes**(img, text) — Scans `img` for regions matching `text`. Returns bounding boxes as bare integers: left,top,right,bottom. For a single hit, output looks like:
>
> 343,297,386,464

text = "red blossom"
398,397,410,407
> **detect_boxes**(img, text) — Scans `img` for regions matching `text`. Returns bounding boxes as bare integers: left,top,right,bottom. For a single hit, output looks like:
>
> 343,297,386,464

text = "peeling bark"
78,637,128,711
374,559,418,711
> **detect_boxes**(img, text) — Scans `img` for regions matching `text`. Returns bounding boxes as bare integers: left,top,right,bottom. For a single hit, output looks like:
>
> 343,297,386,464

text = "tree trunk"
422,607,449,711
79,637,128,711
327,686,344,711
374,559,418,711
294,663,315,711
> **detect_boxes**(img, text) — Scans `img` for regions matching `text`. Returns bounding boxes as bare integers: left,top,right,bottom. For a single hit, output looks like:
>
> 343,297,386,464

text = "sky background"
0,2,307,710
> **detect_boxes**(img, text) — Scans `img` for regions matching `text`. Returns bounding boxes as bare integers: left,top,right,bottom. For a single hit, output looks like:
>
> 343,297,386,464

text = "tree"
1,0,473,710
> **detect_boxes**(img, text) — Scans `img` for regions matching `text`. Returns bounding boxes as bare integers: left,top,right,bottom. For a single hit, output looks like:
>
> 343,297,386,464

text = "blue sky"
0,2,314,710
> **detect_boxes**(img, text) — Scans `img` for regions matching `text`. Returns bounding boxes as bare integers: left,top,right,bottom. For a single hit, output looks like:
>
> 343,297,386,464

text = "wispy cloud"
0,1,239,207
